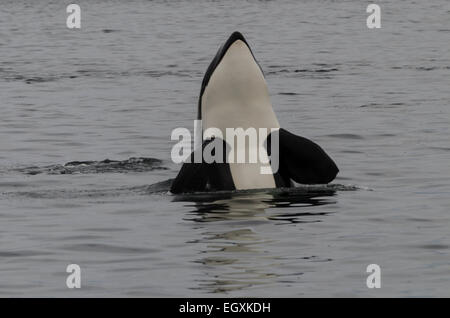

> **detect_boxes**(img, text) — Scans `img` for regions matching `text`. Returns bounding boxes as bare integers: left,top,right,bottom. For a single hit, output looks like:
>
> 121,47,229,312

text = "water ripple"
13,157,166,175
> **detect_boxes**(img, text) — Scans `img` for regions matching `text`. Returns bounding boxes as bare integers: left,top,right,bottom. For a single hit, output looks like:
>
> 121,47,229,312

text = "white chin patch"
201,39,280,190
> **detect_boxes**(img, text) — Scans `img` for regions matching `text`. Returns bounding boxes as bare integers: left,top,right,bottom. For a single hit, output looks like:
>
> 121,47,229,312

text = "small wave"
61,243,158,254
266,65,339,77
0,68,199,84
295,68,339,73
0,250,53,258
2,181,363,201
14,157,167,175
321,133,364,140
360,102,404,108
391,65,450,71
141,178,174,194
1,74,57,84
3,184,162,200
101,29,120,33
428,146,450,152
2,178,174,200
172,183,361,200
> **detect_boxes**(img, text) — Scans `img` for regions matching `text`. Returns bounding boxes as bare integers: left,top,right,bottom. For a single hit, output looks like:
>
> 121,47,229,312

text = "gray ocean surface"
0,0,449,297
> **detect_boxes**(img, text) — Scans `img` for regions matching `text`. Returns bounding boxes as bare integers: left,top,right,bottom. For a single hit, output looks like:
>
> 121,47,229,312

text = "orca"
170,31,338,194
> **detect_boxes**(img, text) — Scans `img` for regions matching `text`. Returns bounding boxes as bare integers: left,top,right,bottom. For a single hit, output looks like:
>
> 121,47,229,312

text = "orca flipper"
170,154,208,194
170,138,235,194
272,128,339,185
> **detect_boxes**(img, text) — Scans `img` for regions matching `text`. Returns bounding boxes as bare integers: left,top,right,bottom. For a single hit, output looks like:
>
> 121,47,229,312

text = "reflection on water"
173,187,337,294
175,187,337,223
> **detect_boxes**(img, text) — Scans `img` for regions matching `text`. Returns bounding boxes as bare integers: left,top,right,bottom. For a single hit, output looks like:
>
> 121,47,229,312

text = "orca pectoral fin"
170,138,235,194
170,149,208,194
274,128,339,184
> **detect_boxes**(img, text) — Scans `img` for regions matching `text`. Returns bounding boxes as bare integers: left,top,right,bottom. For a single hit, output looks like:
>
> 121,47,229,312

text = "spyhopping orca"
170,32,338,194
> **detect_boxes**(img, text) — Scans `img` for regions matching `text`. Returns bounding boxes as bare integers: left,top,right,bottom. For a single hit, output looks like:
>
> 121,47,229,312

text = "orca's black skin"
266,129,339,185
170,32,339,194
170,138,235,194
170,131,339,194
198,31,263,120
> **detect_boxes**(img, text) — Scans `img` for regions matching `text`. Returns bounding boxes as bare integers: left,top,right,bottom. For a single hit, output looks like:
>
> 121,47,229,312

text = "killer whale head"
198,31,280,139
169,32,339,194
198,31,259,118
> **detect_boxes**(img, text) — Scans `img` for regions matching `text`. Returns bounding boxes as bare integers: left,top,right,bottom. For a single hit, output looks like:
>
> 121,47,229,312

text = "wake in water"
1,156,366,201
0,156,365,225
12,157,167,175
2,181,363,201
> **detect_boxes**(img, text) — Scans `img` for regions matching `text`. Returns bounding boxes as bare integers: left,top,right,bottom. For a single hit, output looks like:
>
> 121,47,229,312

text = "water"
0,0,449,297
